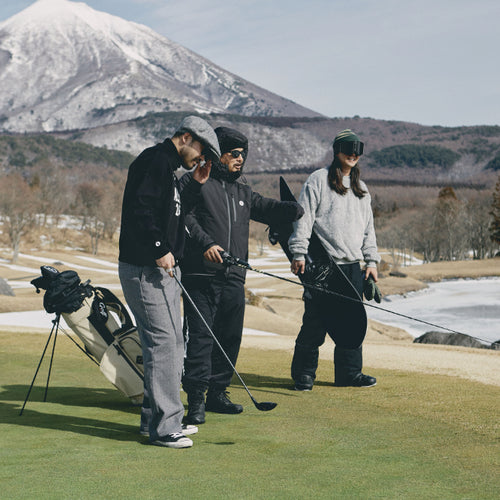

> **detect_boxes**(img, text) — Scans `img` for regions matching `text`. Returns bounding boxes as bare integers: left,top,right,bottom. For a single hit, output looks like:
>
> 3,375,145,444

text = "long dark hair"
327,157,367,198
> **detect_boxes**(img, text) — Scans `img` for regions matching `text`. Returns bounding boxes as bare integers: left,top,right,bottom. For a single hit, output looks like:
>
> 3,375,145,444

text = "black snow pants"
182,276,245,394
291,262,367,384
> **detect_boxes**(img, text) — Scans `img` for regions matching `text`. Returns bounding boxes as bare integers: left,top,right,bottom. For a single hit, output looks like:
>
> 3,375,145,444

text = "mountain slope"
0,0,319,133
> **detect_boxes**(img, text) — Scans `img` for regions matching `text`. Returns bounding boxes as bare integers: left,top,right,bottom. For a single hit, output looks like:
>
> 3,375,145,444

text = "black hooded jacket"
179,163,303,281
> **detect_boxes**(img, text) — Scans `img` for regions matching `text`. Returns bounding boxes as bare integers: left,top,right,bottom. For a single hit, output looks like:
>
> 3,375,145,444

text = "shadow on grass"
230,372,335,394
0,398,140,442
0,385,139,412
0,384,144,441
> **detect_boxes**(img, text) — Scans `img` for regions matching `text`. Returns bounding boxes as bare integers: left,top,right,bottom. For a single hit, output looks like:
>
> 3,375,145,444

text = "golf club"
172,273,277,412
219,252,494,346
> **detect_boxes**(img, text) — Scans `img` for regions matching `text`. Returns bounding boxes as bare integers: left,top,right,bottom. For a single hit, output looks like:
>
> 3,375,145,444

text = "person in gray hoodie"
288,129,380,391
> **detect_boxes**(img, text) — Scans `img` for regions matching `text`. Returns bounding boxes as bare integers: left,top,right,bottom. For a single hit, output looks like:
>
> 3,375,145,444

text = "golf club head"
255,401,277,412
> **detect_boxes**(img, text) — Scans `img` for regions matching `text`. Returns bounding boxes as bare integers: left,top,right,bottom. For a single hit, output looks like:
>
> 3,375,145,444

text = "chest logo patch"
239,200,244,206
174,186,181,216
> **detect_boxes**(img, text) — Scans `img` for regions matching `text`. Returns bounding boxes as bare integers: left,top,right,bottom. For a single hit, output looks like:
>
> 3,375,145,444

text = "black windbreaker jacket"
179,171,302,282
119,139,201,266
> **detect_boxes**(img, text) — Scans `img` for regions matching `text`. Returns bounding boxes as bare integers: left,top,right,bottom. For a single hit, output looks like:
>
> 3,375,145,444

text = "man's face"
179,134,205,170
221,148,245,173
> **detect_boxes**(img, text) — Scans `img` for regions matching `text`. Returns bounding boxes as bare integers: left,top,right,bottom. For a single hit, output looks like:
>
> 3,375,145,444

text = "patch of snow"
0,309,278,337
17,253,118,275
367,277,500,344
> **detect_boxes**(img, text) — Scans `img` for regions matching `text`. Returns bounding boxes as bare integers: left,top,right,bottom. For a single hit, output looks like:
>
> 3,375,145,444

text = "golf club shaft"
172,273,261,408
223,253,493,345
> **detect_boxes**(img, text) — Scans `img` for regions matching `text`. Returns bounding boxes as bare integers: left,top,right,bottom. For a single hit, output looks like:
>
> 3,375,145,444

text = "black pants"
291,262,366,383
182,276,245,393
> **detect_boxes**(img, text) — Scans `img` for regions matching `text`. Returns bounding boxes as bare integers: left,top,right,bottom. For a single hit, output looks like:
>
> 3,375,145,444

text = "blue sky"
2,0,499,127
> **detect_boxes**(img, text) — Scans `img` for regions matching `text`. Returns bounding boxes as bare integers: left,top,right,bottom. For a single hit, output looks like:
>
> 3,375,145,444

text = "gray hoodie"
288,167,380,267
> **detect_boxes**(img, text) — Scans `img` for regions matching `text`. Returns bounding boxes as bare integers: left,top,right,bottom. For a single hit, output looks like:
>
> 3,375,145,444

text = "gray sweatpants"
118,262,184,441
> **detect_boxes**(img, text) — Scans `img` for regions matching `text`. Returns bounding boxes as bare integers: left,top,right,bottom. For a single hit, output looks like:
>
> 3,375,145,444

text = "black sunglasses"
228,149,246,159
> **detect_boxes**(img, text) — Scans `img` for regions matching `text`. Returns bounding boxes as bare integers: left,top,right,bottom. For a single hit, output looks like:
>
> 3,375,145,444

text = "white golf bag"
32,266,144,404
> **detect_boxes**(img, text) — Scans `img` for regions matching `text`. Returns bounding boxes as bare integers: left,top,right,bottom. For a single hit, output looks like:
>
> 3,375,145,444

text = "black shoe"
294,374,314,391
184,392,206,425
205,391,243,414
335,373,377,387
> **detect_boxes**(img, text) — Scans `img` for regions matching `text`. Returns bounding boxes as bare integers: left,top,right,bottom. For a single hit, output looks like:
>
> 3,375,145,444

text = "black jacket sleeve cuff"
152,240,171,260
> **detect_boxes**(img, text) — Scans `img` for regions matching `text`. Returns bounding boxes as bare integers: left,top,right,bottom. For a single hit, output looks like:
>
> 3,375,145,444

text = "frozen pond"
367,277,500,345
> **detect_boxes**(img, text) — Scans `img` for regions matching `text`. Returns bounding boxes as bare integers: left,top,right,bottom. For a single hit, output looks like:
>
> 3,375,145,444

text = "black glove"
363,276,382,303
280,201,304,221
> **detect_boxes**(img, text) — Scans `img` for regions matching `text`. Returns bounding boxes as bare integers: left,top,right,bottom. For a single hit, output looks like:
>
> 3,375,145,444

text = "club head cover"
364,276,382,303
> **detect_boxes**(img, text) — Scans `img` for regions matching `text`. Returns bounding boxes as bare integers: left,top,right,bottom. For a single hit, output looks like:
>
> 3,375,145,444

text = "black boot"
205,390,243,414
334,346,376,387
294,374,314,391
184,389,206,425
291,342,319,390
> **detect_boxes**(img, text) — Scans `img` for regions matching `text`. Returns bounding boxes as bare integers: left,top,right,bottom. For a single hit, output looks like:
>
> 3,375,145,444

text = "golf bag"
31,265,144,404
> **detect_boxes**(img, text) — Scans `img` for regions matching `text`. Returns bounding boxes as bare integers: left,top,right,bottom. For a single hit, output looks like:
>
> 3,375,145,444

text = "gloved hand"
363,276,382,303
280,201,304,221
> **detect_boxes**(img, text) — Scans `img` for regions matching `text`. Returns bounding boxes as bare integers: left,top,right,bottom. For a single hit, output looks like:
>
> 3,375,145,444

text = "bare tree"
0,173,37,262
432,187,467,261
491,175,500,249
32,163,72,225
99,178,124,242
465,196,495,259
75,182,105,255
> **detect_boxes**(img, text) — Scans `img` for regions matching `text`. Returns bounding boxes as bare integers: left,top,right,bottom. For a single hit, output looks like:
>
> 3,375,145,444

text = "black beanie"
214,127,248,155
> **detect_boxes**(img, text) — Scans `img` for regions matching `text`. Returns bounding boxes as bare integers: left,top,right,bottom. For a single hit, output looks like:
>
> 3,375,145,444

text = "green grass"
1,331,499,499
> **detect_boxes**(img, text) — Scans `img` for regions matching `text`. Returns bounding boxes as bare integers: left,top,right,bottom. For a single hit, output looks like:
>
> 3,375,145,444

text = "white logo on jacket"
174,186,181,216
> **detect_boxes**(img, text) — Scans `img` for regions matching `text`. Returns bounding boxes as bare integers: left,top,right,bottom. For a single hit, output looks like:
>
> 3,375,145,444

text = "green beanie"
333,129,361,146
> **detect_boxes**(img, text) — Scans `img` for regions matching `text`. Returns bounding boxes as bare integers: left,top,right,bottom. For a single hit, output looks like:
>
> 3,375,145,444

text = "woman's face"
337,151,360,172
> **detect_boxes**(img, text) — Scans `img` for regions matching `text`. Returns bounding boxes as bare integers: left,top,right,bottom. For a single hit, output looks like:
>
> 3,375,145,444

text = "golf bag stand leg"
19,314,61,416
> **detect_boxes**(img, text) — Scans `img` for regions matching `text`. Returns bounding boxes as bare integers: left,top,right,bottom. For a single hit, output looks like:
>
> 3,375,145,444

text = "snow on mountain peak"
0,0,319,133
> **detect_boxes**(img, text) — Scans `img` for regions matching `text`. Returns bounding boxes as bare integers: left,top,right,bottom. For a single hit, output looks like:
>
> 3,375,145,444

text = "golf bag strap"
88,301,115,346
88,306,144,380
111,342,144,381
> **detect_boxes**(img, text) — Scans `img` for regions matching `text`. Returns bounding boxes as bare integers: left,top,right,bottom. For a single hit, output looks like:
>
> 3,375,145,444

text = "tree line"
1,167,500,265
0,166,126,261
375,181,500,265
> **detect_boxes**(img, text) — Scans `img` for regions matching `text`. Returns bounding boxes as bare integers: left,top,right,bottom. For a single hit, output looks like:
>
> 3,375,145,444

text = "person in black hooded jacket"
179,126,304,425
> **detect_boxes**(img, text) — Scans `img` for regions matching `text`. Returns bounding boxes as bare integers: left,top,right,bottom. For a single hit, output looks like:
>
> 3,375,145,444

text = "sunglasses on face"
228,149,246,159
336,141,364,157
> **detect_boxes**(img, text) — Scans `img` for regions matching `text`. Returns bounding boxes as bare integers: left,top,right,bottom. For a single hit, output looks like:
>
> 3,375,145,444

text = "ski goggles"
334,141,364,156
228,149,246,159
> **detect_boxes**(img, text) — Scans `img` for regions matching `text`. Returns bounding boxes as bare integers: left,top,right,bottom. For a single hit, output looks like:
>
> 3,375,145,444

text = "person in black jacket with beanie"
180,126,304,425
119,116,220,449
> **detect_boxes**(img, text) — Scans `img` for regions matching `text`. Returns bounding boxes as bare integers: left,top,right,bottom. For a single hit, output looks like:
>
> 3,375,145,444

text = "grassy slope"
1,331,498,499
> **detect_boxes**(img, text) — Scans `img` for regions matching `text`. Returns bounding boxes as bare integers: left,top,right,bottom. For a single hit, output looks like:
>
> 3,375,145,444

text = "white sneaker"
152,432,193,449
181,424,198,436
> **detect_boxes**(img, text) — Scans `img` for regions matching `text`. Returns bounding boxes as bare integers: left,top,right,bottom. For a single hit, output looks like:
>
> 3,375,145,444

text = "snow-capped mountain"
0,0,320,133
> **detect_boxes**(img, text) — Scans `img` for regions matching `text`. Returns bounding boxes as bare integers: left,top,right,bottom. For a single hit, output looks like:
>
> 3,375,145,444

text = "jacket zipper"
231,195,237,223
222,181,232,250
